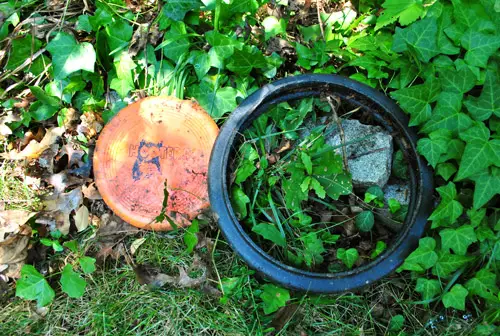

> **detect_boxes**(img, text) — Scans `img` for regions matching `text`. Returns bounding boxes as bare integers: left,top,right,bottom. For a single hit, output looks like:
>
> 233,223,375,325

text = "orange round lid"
93,97,219,230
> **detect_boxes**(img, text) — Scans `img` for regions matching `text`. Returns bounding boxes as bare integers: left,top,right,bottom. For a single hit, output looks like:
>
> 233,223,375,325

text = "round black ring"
208,74,434,293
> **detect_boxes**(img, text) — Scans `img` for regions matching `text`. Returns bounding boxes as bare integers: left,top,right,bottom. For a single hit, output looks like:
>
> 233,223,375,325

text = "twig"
326,95,349,172
316,0,325,41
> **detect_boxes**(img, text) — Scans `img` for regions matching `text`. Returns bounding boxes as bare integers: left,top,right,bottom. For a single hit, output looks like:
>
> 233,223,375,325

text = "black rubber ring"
208,74,434,293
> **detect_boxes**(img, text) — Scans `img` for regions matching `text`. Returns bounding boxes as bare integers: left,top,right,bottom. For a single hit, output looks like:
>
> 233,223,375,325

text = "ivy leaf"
76,15,92,33
162,0,202,21
440,139,465,163
110,51,136,98
464,69,500,121
348,56,389,79
78,256,96,274
375,0,425,31
436,6,460,55
283,166,308,210
389,199,402,213
460,30,500,68
415,278,441,301
6,34,42,70
432,251,474,278
399,237,438,272
262,16,287,41
456,126,500,181
15,265,55,307
417,129,452,168
105,20,133,55
160,22,190,62
205,31,243,59
60,264,86,298
440,225,477,255
231,186,250,219
439,66,476,94
392,17,440,63
190,80,237,119
443,284,468,310
471,167,500,209
227,47,267,76
436,163,457,181
337,248,359,269
355,211,375,232
428,182,463,227
391,78,440,126
371,241,387,259
46,32,96,79
189,50,211,80
389,314,405,331
235,160,256,184
260,284,290,314
421,92,472,135
465,268,499,301
183,218,199,253
252,223,286,247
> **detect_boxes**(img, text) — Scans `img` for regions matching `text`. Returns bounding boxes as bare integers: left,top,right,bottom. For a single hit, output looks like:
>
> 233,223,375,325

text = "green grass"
0,230,479,335
0,161,42,211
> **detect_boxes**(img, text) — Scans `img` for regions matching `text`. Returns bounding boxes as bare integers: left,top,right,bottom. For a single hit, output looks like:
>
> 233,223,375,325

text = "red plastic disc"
94,97,218,230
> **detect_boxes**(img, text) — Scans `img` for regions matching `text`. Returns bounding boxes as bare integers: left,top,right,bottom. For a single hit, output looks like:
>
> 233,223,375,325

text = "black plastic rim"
208,74,434,293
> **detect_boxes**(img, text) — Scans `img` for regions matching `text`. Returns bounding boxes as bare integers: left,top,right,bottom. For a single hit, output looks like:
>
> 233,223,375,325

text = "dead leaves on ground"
0,210,35,278
3,127,65,160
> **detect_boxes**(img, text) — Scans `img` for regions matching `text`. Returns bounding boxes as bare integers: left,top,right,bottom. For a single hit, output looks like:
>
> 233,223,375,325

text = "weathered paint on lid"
93,97,218,230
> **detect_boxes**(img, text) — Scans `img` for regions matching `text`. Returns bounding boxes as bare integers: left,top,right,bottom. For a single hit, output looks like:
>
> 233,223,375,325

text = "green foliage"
46,32,96,79
337,248,359,269
16,265,55,307
184,219,200,253
355,211,374,232
442,284,468,310
259,284,290,314
388,314,405,331
5,0,500,323
60,264,87,298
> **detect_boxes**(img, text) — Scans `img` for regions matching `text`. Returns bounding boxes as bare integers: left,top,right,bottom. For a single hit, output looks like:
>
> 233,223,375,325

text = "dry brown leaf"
130,237,147,255
0,210,36,243
82,183,102,200
77,112,103,138
3,127,65,160
276,139,292,154
58,142,85,168
47,171,85,193
0,235,30,278
270,304,300,333
95,213,139,260
43,187,83,234
135,254,207,288
37,144,59,173
73,205,90,232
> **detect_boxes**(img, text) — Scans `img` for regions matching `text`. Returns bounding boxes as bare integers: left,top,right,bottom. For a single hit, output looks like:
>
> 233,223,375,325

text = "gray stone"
383,184,410,206
325,120,393,188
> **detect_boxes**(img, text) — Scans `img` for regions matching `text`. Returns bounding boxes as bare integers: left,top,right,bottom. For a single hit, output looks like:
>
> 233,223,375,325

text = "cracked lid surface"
94,97,218,230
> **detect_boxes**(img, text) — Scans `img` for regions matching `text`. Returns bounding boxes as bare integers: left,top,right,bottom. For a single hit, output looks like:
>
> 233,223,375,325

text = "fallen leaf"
57,142,85,168
135,254,207,288
46,171,84,193
130,237,147,255
77,112,102,138
73,205,89,232
0,210,36,243
43,187,83,234
0,112,21,140
0,235,30,278
82,183,102,200
3,127,65,160
270,303,300,332
37,144,59,174
95,213,138,260
275,139,291,154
